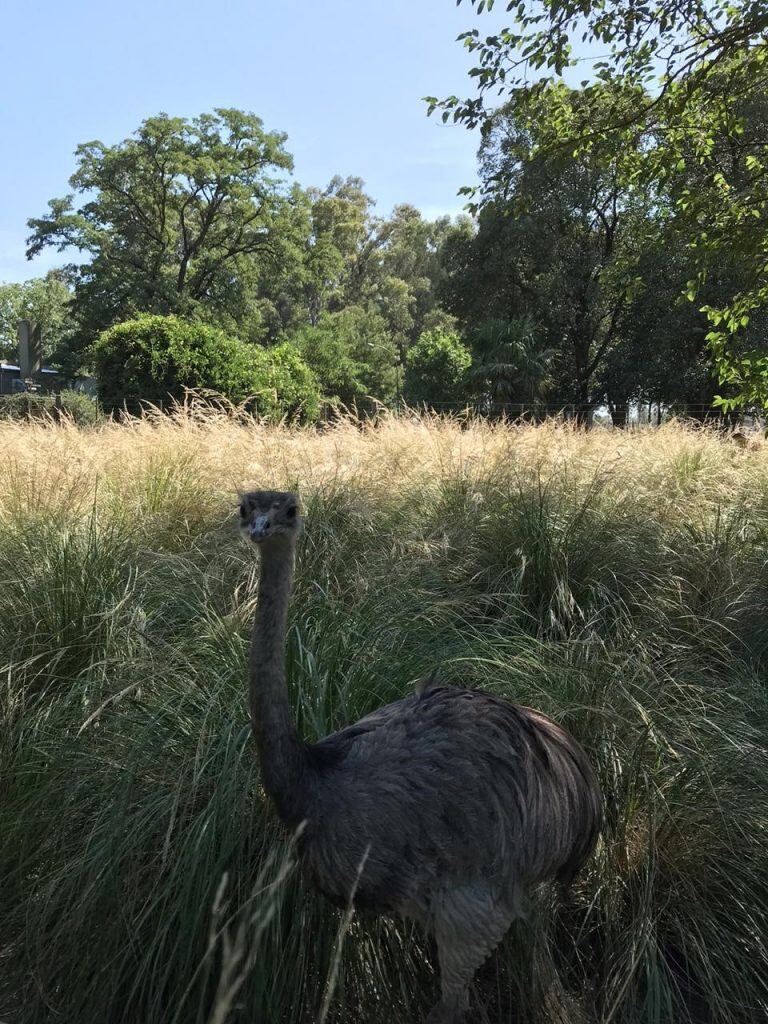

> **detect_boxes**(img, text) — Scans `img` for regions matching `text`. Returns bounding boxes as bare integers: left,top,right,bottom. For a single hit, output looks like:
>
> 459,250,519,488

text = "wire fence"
0,391,764,431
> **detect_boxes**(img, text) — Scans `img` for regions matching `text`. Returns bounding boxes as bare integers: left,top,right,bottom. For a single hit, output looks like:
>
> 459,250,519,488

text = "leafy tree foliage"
93,314,318,420
28,110,300,359
302,176,375,323
432,0,768,408
440,93,661,413
94,315,256,411
250,343,321,422
0,271,74,361
437,83,758,418
403,329,472,408
594,230,722,423
299,184,453,368
377,204,454,347
467,317,552,413
293,307,399,409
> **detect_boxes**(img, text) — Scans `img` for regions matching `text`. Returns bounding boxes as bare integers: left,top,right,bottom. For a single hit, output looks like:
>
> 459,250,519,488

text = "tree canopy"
429,0,768,409
0,272,73,362
404,329,472,408
27,109,300,359
293,306,399,410
16,94,768,420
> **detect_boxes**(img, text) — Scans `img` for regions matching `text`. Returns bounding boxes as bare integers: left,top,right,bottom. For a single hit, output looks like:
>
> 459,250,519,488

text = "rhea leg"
425,887,515,1024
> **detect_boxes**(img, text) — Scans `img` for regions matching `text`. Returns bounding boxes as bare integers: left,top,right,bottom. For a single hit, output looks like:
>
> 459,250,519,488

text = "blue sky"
0,0,498,284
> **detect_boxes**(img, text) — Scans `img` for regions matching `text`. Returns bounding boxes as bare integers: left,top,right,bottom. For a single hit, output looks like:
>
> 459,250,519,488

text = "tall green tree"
292,306,399,409
296,185,459,396
440,92,656,415
467,317,552,413
27,109,302,365
378,204,454,346
404,329,472,408
0,271,74,362
432,0,768,409
595,230,722,424
302,176,375,323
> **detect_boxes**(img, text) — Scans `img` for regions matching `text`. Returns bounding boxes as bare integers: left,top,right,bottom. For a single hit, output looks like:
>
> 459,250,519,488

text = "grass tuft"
1,410,767,1023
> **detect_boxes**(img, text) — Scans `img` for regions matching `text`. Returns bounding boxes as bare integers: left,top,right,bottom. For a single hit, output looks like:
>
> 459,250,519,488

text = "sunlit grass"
1,406,767,1023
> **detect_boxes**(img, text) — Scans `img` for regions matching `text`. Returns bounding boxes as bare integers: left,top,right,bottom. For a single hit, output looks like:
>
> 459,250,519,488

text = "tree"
94,315,279,414
403,329,472,408
376,274,416,377
378,204,454,346
301,188,460,373
302,176,376,323
594,230,722,423
291,306,399,409
669,76,768,410
440,92,654,415
467,317,552,414
431,0,768,408
0,272,74,362
292,319,362,408
27,110,301,364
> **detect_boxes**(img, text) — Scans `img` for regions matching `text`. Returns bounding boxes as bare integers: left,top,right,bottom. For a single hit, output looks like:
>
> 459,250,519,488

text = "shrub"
93,315,263,413
403,329,471,408
0,389,101,425
94,316,320,423
248,343,321,422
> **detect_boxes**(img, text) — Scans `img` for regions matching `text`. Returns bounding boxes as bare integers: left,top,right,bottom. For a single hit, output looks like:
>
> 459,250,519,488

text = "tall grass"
1,408,768,1023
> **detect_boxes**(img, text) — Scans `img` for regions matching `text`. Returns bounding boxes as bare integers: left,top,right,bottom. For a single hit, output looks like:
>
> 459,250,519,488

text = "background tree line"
435,0,768,415
2,90,767,419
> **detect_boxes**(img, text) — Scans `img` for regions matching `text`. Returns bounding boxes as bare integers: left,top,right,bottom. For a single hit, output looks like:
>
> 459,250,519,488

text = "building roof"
0,364,60,374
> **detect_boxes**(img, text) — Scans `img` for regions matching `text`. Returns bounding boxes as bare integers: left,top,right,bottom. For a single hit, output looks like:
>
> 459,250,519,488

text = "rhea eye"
286,506,297,520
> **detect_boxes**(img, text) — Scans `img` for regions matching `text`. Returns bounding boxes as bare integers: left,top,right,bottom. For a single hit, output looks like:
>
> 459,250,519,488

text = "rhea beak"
250,514,271,541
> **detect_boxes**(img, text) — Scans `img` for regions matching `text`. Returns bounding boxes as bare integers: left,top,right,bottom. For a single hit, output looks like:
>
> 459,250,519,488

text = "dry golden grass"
1,406,765,523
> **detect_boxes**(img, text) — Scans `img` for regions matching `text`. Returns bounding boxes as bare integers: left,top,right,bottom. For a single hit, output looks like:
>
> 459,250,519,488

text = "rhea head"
239,490,302,545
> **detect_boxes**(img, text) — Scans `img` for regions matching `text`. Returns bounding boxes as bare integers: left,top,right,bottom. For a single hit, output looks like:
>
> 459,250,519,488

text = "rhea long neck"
249,537,307,825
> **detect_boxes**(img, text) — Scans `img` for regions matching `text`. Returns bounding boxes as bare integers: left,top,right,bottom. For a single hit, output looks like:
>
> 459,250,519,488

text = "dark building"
0,363,62,395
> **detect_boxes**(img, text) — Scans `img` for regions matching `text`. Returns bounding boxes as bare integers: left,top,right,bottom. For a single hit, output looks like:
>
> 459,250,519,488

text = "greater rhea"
240,489,602,1024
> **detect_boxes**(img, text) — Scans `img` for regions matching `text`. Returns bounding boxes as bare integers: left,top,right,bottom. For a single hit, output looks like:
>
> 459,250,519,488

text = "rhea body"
241,490,602,1024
